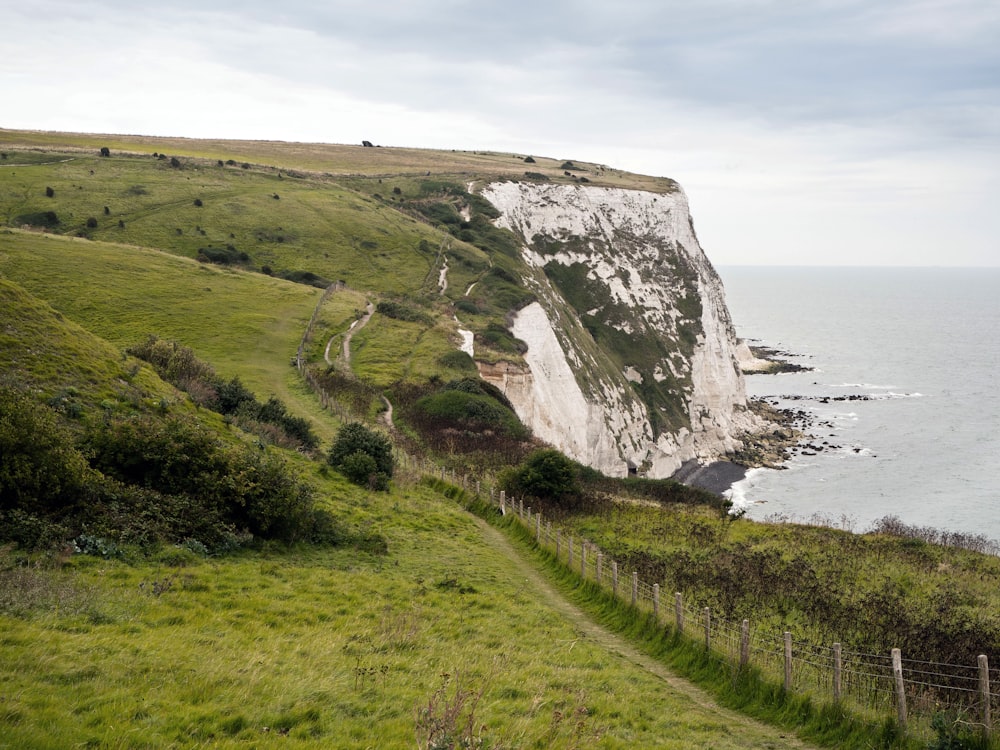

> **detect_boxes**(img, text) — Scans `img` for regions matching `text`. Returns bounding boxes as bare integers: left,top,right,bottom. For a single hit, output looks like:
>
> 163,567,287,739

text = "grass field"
0,476,817,749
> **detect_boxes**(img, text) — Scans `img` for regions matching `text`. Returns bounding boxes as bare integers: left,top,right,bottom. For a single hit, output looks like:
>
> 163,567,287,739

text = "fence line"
290,299,996,738
465,481,998,739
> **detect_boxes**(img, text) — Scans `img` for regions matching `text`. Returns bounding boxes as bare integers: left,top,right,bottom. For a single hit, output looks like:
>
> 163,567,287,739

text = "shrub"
376,300,432,324
193,198,203,207
328,423,393,490
100,147,110,157
169,157,181,168
85,217,98,228
278,270,331,289
438,350,477,372
0,387,91,515
45,186,54,198
523,156,536,163
413,389,525,438
16,211,59,228
501,449,581,507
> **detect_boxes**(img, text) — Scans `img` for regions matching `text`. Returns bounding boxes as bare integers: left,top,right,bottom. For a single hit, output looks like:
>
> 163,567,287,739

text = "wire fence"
467,480,998,740
293,299,996,740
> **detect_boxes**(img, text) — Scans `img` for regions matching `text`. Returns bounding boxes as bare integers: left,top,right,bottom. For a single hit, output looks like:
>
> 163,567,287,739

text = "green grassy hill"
3,129,997,748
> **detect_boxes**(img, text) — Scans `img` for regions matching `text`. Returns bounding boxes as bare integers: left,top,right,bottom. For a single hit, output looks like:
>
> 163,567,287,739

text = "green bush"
413,390,524,438
328,423,393,490
437,350,477,372
501,449,581,507
0,387,91,514
376,300,432,325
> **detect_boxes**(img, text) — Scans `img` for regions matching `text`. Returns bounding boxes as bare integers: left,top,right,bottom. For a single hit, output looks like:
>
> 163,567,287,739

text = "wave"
829,382,897,389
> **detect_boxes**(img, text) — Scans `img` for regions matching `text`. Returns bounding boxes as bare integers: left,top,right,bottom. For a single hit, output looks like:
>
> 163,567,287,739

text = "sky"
4,0,999,266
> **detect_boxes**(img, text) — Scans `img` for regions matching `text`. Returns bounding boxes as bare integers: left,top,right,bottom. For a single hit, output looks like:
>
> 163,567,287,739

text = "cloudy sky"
4,0,998,266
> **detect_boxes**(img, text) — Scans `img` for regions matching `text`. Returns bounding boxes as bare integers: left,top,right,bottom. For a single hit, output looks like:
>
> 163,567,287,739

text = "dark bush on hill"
413,390,525,439
500,448,581,509
45,186,54,198
437,350,477,372
85,217,98,229
414,202,462,226
477,323,528,355
197,246,249,266
0,385,331,551
376,300,432,325
328,423,393,491
84,414,324,545
278,270,331,289
16,211,59,228
127,336,319,452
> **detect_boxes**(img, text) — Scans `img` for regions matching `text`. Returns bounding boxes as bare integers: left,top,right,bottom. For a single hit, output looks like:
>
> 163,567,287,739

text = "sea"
716,266,1000,542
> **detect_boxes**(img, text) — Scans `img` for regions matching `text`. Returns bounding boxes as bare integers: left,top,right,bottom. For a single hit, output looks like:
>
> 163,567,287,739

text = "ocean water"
717,266,1000,541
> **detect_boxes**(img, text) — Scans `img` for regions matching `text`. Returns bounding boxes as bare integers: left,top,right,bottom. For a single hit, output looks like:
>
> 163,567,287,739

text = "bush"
0,387,90,515
100,147,110,157
328,423,393,490
45,186,54,198
278,270,331,289
376,300,432,324
85,217,98,228
16,210,59,228
501,449,581,507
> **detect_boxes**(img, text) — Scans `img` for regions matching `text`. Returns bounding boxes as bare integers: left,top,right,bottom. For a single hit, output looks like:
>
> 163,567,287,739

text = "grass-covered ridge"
6,129,1000,747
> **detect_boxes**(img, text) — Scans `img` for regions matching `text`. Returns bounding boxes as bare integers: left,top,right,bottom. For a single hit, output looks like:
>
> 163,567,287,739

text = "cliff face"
478,181,755,478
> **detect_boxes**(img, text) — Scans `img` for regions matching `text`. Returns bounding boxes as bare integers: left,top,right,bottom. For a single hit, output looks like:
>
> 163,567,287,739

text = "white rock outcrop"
478,181,757,478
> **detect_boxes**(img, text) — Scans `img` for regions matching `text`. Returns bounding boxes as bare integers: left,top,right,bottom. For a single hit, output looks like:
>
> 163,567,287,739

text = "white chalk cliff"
477,181,757,478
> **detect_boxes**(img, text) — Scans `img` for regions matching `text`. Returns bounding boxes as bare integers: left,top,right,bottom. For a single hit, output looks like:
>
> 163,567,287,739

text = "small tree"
502,448,580,507
328,423,393,490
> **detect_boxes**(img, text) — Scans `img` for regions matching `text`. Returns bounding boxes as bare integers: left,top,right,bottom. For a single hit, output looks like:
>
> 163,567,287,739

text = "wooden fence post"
783,632,793,692
892,648,907,730
653,584,660,619
556,529,561,559
979,654,991,735
631,571,638,608
612,561,619,598
740,619,750,668
535,513,541,542
568,536,573,567
518,498,524,516
703,608,711,650
596,552,603,585
499,490,505,514
833,643,842,704
581,544,587,578
675,592,684,633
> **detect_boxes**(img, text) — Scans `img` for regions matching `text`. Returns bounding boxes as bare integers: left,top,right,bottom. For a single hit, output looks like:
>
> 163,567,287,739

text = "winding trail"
473,517,819,750
341,301,374,364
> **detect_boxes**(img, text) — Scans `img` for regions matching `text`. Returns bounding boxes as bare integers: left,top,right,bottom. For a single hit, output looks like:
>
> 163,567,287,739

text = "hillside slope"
0,128,760,477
